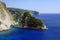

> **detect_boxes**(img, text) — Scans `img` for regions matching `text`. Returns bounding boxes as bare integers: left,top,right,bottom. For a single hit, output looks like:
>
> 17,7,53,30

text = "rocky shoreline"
0,1,48,31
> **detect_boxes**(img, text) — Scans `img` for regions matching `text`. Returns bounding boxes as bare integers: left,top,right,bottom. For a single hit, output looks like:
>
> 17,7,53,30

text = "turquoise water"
0,14,60,40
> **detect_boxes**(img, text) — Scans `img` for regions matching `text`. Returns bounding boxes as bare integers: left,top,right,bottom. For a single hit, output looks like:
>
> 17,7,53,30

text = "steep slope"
8,8,48,30
0,2,16,31
0,1,47,31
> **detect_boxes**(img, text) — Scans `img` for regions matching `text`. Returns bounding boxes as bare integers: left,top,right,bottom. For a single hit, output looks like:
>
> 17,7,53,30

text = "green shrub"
0,21,2,25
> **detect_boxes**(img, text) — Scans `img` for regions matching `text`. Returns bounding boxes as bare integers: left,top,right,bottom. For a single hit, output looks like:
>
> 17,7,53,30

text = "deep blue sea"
0,14,60,40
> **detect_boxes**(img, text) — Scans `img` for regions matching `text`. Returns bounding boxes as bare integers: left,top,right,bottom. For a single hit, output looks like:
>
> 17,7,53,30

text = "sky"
1,0,60,13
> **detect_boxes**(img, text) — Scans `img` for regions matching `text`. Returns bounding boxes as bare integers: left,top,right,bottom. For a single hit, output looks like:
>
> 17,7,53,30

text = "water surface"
0,14,60,40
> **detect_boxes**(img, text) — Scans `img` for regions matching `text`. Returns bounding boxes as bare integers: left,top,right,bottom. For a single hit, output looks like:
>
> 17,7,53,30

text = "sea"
0,14,60,40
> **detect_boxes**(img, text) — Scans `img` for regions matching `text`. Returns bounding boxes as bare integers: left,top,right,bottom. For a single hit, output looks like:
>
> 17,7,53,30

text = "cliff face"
0,2,16,31
0,1,47,31
8,8,48,30
8,8,40,26
0,2,6,8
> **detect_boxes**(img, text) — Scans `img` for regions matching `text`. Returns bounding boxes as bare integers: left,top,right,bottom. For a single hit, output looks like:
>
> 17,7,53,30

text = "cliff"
0,1,16,31
0,1,47,31
8,8,48,30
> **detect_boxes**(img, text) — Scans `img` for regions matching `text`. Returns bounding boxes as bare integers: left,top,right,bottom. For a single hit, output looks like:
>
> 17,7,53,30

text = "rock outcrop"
0,1,16,31
0,1,47,31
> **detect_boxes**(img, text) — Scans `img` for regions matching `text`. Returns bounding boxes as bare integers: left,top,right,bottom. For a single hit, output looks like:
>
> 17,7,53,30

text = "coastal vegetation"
8,7,47,30
0,21,2,25
20,11,44,28
8,8,44,28
0,1,47,31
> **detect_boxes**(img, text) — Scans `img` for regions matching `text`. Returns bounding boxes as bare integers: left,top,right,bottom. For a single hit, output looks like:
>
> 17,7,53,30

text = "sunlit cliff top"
0,1,6,8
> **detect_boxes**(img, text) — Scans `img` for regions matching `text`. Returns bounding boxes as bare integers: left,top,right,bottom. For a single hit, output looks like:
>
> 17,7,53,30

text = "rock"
0,1,47,31
40,24,48,30
0,1,15,31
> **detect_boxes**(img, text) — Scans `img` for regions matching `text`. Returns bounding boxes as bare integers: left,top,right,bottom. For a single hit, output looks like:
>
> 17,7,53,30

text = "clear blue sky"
1,0,60,13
